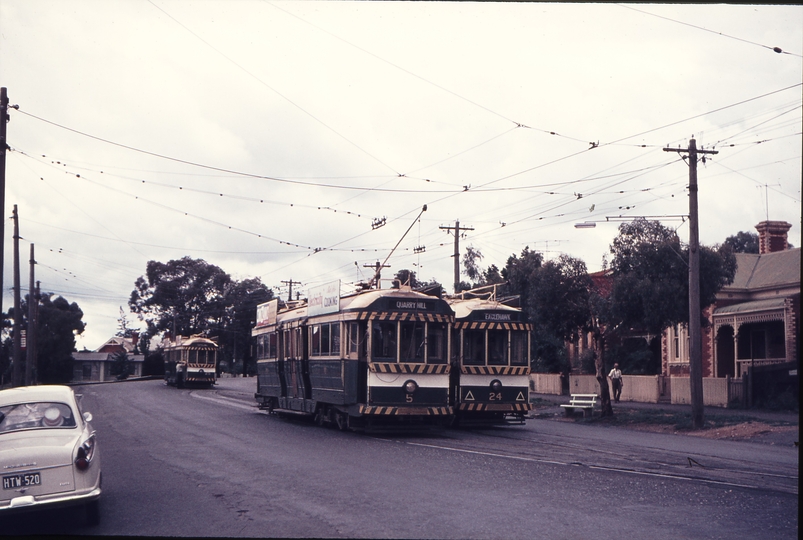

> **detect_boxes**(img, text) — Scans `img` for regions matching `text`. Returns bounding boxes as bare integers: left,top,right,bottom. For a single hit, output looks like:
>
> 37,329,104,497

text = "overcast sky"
1,1,801,350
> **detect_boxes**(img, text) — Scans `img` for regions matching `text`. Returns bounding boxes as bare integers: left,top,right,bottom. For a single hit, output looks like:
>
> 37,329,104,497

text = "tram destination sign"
308,280,341,316
377,297,439,313
469,310,521,323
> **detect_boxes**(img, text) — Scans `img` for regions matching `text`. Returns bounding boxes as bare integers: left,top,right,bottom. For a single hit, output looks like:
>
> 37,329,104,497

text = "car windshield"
0,401,77,433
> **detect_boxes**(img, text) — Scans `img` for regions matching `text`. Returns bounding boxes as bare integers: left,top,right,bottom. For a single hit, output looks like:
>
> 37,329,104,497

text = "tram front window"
427,324,447,364
400,322,425,363
463,330,484,365
511,332,528,365
372,321,397,361
488,329,508,365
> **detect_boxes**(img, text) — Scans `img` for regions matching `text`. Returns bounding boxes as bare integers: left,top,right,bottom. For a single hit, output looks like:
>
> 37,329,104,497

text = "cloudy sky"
1,1,801,350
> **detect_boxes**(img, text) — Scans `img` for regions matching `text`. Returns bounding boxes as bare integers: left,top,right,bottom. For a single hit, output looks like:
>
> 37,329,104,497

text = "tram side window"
269,333,278,359
427,324,447,364
331,323,341,357
488,329,508,365
463,330,485,365
399,321,425,363
372,321,397,362
311,325,321,356
284,330,292,358
321,324,331,355
348,322,359,354
511,332,528,366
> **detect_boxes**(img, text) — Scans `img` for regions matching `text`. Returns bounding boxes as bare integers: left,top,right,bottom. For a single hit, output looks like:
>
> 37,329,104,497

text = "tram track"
377,426,799,496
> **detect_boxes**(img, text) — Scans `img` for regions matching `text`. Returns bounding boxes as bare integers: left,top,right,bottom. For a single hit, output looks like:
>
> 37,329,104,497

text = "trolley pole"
664,138,718,430
439,220,474,294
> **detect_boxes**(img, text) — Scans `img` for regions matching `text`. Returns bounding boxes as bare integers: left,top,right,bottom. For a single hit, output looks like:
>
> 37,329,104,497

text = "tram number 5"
489,392,502,401
406,394,414,403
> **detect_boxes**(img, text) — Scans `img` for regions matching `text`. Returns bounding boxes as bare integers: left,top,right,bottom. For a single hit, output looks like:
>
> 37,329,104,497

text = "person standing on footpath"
608,363,623,402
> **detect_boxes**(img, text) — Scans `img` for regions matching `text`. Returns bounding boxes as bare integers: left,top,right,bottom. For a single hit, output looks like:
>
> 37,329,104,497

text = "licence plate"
3,472,41,490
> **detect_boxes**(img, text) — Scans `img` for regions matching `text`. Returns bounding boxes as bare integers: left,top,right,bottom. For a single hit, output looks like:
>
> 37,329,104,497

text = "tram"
163,335,218,388
447,288,532,426
253,282,455,431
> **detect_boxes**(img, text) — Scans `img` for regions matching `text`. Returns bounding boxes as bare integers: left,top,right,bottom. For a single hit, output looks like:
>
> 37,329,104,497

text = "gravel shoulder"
530,393,799,447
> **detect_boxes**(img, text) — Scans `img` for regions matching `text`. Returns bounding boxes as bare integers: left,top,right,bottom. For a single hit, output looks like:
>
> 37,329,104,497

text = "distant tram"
447,290,532,426
253,283,455,431
163,335,218,388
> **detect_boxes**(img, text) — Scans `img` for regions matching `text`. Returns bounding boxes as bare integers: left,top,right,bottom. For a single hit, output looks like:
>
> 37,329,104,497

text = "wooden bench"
560,394,598,417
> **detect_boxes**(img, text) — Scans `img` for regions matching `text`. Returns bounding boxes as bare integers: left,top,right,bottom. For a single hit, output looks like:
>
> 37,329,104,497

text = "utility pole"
363,262,391,289
26,244,36,386
281,279,301,301
664,138,718,430
1,87,11,317
439,220,474,294
12,205,21,387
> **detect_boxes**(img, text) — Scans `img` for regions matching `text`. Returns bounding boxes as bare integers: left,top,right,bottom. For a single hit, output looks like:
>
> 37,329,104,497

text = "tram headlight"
490,379,503,392
403,380,418,394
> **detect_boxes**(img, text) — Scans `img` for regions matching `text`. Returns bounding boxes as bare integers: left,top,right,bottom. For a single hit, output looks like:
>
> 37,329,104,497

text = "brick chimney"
755,220,791,254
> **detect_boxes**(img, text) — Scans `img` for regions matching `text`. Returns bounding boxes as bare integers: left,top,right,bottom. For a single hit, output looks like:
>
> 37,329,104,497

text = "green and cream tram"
447,294,532,425
253,283,454,430
163,335,218,388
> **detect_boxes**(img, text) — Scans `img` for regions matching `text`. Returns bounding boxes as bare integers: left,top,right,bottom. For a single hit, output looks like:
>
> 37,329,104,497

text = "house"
662,220,800,378
72,334,145,382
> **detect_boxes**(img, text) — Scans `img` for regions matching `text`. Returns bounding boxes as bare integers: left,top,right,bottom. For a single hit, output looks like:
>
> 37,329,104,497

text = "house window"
669,325,688,363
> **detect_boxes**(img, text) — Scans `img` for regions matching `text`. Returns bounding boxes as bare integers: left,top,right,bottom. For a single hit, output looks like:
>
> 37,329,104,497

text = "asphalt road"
1,377,797,538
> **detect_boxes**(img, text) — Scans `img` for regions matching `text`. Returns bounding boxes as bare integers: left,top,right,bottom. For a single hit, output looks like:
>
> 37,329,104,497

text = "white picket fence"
530,373,739,407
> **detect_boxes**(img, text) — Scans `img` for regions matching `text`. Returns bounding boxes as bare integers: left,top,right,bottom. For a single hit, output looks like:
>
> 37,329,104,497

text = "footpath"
530,392,799,447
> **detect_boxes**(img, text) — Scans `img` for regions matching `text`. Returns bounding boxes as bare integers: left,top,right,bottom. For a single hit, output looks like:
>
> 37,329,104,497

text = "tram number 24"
488,392,503,401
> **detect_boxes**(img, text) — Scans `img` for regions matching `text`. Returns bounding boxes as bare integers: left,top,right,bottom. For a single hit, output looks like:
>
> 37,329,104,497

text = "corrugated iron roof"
725,248,800,291
714,297,787,315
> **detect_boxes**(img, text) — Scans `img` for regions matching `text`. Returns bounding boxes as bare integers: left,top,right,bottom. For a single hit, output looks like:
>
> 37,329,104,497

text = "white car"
0,385,101,525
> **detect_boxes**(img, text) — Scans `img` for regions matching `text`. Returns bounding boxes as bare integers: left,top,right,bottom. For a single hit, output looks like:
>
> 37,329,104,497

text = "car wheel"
86,499,100,526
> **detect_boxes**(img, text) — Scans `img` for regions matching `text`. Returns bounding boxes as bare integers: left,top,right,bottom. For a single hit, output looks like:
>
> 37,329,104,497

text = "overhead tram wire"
618,4,803,58
265,0,594,147
146,0,401,177
13,148,375,223
10,112,466,194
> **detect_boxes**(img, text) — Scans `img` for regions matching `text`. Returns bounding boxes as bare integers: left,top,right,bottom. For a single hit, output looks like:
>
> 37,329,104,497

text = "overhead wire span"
13,148,374,222
265,0,594,146
146,0,400,176
10,113,465,194
618,4,803,58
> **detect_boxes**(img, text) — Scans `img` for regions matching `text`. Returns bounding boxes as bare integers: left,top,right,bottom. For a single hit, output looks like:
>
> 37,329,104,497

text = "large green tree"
129,257,232,336
218,277,273,376
129,258,273,375
5,294,86,384
723,230,759,254
502,248,592,373
607,219,737,335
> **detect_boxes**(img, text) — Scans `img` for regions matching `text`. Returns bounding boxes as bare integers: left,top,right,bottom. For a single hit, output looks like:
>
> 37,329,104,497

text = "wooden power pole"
281,279,301,301
12,205,22,387
664,138,718,430
25,243,36,386
439,220,474,294
0,87,10,317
